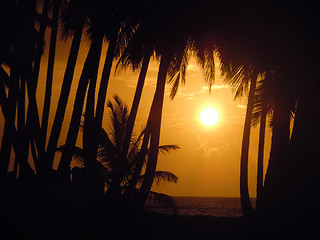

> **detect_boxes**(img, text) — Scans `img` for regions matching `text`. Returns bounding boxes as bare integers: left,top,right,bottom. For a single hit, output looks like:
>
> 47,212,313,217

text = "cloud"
212,85,229,90
166,84,230,99
237,104,247,109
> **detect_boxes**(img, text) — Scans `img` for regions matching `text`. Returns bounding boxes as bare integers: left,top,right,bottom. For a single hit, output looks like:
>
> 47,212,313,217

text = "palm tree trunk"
287,87,320,216
0,66,19,178
107,52,151,200
45,24,84,170
24,0,41,174
256,98,267,208
40,0,59,157
259,98,291,215
240,75,256,217
16,79,33,180
124,129,151,200
89,25,119,163
58,35,103,178
15,77,27,169
133,54,170,208
0,68,12,177
122,51,151,158
95,27,119,128
33,0,50,90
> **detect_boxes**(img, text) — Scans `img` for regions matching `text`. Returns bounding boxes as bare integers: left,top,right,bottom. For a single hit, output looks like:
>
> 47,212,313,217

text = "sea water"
146,197,256,217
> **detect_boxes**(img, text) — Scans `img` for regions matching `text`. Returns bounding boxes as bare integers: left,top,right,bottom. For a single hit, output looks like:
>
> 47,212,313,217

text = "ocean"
146,196,256,218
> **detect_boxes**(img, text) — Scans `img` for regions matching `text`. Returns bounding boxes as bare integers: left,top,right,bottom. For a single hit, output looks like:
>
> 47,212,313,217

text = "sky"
0,34,272,198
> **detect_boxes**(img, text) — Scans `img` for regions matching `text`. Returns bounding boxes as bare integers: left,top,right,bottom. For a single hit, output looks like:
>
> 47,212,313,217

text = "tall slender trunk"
15,77,26,170
58,35,103,178
287,85,320,216
45,24,83,169
259,97,291,215
24,0,41,174
133,54,170,208
95,28,119,128
124,129,151,200
40,0,59,155
0,66,19,178
90,25,119,163
33,0,50,90
122,51,151,159
256,98,267,207
0,68,12,178
240,75,256,217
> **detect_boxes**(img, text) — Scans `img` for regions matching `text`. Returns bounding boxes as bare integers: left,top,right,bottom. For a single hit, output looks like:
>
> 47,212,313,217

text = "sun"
200,107,219,126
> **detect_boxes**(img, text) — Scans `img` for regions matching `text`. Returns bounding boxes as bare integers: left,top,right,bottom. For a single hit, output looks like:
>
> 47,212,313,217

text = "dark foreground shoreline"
2,208,319,240
1,179,319,240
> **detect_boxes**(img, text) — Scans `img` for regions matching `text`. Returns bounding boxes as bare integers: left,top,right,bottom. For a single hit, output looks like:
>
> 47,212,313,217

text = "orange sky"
0,35,272,197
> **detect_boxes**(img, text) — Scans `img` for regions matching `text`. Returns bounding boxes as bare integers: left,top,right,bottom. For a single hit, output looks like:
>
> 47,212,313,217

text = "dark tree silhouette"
45,0,86,170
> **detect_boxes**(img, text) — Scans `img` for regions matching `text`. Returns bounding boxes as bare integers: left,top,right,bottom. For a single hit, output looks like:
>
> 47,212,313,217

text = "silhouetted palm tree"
58,95,179,209
58,32,104,179
129,2,218,208
226,64,257,216
251,71,273,207
81,1,140,172
45,0,87,170
116,23,154,175
0,0,38,179
40,0,67,171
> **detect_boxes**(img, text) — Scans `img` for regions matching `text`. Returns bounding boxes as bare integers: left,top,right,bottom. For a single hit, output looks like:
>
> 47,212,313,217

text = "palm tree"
40,0,66,169
128,1,218,208
133,53,171,208
45,0,87,170
104,96,180,201
33,0,50,89
58,95,179,209
258,68,296,214
251,71,273,207
81,1,140,170
58,34,104,179
116,25,154,172
0,0,38,179
224,64,257,217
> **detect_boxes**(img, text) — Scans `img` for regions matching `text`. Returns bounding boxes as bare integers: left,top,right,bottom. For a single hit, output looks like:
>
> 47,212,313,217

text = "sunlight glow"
200,107,219,126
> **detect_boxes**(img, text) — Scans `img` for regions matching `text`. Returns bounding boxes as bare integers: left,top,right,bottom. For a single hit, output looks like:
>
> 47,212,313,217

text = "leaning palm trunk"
240,74,256,217
95,27,119,129
258,97,291,215
109,52,151,200
33,0,50,90
0,67,19,177
40,0,59,158
122,51,151,159
45,23,84,169
133,54,170,208
256,99,267,208
58,35,103,179
124,122,151,200
90,25,120,164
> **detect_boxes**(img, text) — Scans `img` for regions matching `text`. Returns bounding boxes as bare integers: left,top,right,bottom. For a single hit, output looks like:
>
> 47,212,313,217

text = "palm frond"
138,171,178,186
148,191,178,214
252,72,274,127
56,145,84,159
158,144,180,155
153,171,178,186
56,145,84,168
60,0,87,40
107,95,130,151
127,128,145,160
196,47,216,93
167,38,191,99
